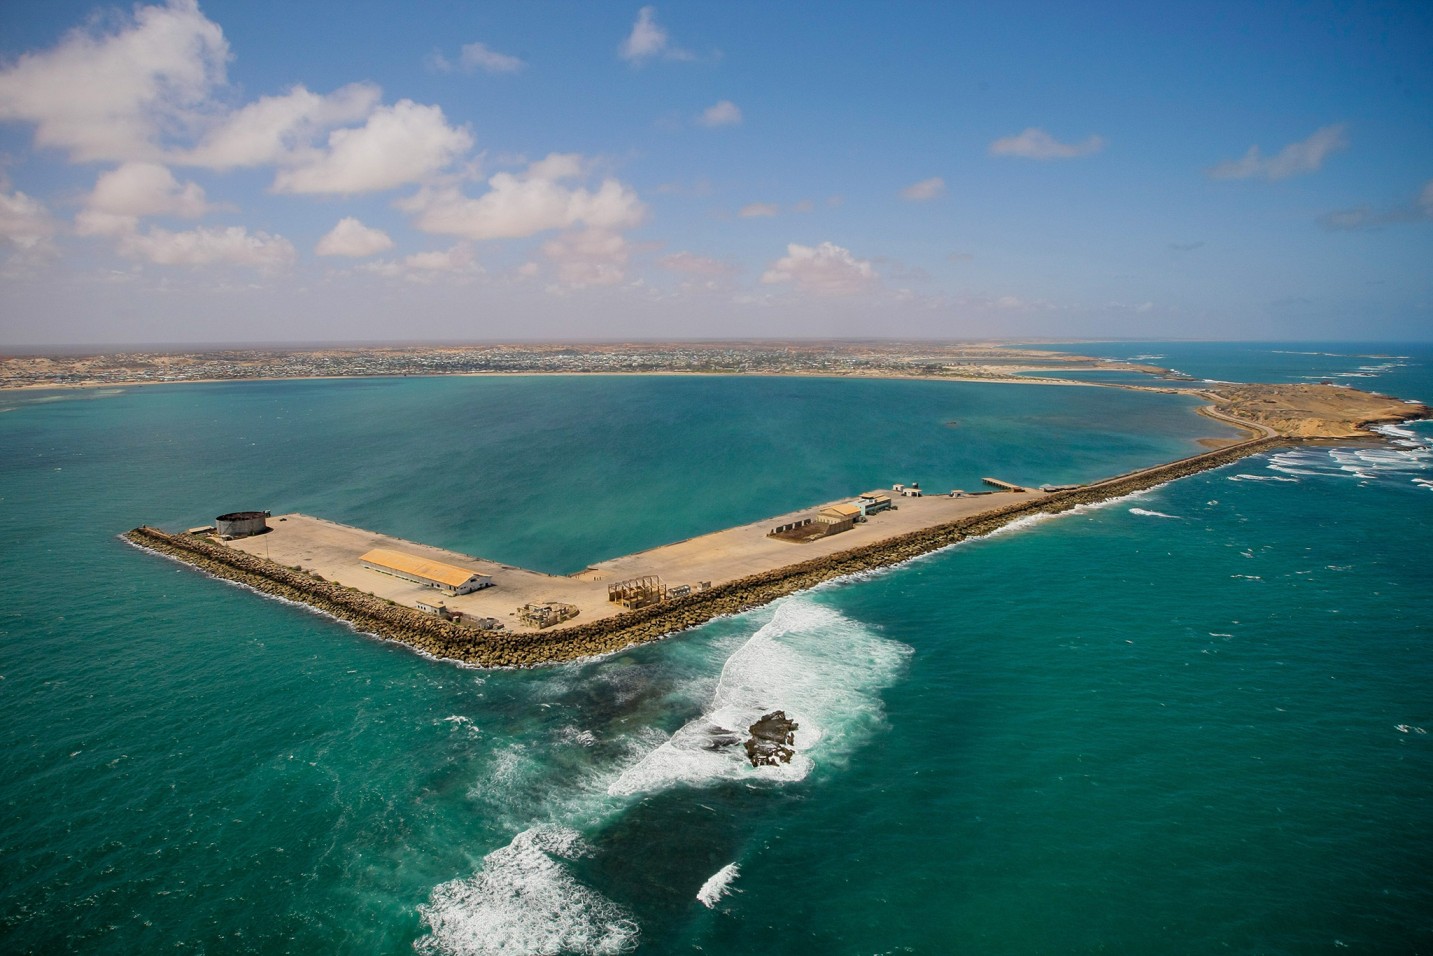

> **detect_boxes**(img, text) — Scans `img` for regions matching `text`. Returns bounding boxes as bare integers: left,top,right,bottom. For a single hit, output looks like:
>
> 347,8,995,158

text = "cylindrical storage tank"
215,510,269,538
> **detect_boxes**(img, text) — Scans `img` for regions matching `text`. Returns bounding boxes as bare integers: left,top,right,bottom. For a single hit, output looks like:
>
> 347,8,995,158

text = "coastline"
124,433,1286,668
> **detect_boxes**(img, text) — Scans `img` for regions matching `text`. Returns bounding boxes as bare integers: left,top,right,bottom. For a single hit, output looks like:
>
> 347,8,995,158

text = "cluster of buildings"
1,342,1100,389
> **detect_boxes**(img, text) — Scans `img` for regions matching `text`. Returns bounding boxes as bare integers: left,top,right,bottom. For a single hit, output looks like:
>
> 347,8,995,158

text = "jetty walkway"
125,426,1293,667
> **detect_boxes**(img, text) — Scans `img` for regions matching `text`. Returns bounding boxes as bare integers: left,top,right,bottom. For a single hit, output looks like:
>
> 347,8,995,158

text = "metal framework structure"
607,575,668,609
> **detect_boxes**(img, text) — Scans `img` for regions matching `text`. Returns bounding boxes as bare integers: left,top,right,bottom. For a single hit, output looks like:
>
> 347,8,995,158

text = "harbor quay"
215,486,1054,634
125,435,1308,666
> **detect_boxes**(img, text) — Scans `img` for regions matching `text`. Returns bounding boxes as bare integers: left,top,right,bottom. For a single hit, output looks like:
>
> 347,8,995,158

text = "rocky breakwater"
125,437,1284,668
127,382,1432,669
123,526,585,668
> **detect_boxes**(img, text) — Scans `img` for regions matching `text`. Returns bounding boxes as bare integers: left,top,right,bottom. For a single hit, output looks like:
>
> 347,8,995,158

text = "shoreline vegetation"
122,434,1314,669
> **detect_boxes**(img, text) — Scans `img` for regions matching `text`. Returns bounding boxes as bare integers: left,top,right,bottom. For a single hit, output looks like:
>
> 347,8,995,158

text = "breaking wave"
697,863,741,908
1129,508,1180,519
1261,422,1431,486
607,598,911,797
415,827,639,956
419,598,910,950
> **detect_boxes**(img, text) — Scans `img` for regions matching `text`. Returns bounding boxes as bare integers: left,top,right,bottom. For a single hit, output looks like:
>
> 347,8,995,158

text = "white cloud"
619,6,693,63
272,100,472,194
901,177,946,201
88,162,212,217
739,202,779,218
459,42,525,74
760,241,877,296
0,189,58,250
77,161,215,236
181,83,380,169
361,244,477,282
119,225,296,269
659,251,736,276
989,127,1105,160
405,154,646,240
0,0,227,163
698,100,742,127
315,217,394,257
542,228,630,287
1209,124,1348,181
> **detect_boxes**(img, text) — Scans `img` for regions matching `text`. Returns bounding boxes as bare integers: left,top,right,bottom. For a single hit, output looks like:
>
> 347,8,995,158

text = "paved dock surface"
225,489,1049,632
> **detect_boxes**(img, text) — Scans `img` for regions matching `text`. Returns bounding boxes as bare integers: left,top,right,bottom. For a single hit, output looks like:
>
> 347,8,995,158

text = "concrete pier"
123,432,1304,667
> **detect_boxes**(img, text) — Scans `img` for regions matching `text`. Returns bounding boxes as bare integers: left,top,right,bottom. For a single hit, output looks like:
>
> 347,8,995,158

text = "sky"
0,0,1430,347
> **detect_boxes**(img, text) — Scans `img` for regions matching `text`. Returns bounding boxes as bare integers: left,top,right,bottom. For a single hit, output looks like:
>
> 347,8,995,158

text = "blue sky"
0,0,1429,345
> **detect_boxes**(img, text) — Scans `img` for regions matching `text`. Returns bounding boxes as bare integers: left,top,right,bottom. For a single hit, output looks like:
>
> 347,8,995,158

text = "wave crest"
415,826,638,956
607,599,910,797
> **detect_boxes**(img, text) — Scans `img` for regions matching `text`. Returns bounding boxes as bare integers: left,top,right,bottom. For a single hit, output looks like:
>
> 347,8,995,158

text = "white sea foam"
697,863,740,908
415,826,638,956
555,725,599,748
1265,430,1431,487
1226,473,1299,483
1128,508,1180,519
606,598,910,797
443,715,480,738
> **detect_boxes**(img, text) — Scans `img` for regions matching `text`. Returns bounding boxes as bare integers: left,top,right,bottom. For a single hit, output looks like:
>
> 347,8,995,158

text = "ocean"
1,345,1429,954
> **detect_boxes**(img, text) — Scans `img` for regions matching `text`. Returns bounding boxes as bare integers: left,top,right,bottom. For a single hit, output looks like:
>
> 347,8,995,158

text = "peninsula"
124,380,1429,668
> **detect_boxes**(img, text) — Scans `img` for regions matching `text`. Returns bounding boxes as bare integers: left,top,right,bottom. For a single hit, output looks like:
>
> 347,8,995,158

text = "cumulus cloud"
118,225,296,269
88,162,211,217
901,177,946,200
0,0,472,194
76,161,215,236
1209,124,1348,181
989,127,1105,160
739,202,778,218
542,228,630,287
403,153,645,240
761,241,877,296
271,100,472,194
315,216,394,257
698,100,742,127
619,6,693,63
361,244,477,282
0,189,58,250
0,0,227,163
181,83,380,169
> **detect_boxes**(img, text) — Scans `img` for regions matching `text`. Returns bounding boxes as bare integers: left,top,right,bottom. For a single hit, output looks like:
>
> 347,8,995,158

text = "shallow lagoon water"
2,351,1430,953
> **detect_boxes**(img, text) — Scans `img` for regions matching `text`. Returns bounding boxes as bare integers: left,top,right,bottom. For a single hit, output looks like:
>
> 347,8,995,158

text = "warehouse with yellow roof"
359,548,493,595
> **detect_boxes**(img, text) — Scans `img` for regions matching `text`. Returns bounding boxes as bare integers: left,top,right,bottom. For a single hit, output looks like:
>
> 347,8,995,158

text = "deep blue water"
1,350,1429,954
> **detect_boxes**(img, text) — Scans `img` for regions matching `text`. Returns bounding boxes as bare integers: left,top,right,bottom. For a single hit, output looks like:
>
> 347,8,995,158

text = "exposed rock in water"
745,710,798,767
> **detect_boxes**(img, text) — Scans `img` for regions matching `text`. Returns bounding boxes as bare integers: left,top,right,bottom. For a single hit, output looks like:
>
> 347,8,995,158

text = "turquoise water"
1,354,1430,953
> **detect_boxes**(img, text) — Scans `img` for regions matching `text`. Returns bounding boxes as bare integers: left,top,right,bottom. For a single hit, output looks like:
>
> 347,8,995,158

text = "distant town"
0,340,1172,390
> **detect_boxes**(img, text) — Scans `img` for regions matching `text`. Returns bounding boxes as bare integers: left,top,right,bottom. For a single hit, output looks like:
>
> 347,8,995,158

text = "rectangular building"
814,503,862,534
858,491,893,515
359,547,492,595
